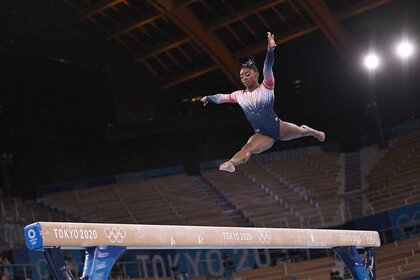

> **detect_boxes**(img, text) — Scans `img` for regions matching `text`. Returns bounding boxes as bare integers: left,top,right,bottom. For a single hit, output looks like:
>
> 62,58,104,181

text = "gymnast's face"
240,67,259,89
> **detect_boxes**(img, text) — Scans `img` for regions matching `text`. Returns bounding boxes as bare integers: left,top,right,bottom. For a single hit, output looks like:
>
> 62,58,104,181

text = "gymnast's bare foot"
301,125,325,142
219,161,235,173
315,130,325,142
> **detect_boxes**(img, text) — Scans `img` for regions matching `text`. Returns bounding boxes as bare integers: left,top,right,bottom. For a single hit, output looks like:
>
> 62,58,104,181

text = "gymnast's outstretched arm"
200,91,238,106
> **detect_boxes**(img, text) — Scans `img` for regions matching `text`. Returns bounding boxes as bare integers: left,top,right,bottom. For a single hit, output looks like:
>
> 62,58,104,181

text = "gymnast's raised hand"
267,31,276,51
201,32,325,173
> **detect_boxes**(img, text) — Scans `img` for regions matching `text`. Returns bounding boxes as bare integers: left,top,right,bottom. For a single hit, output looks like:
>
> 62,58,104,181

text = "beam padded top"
24,222,380,250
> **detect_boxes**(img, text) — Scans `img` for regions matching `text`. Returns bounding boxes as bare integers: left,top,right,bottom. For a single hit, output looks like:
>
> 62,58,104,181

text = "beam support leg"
81,246,127,280
43,247,78,280
333,246,376,280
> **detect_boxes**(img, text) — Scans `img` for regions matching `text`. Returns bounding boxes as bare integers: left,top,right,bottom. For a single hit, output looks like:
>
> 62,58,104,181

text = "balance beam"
25,221,380,249
24,222,381,280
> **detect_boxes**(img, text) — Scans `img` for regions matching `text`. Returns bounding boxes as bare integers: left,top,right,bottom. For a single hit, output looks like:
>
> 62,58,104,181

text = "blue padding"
24,223,43,250
82,246,126,280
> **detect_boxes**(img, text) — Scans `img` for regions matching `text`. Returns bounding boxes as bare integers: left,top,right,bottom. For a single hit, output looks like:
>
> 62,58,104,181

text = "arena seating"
0,198,71,250
148,174,234,226
1,197,68,223
201,152,341,228
40,174,233,226
365,130,420,214
262,152,341,226
201,164,302,228
38,151,341,228
40,184,136,223
375,235,420,279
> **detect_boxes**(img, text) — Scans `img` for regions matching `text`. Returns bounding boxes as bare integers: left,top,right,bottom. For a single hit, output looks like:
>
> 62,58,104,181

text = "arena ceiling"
61,0,391,90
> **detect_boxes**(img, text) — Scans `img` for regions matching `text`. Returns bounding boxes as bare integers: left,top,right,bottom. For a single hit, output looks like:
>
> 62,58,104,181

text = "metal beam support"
333,246,376,280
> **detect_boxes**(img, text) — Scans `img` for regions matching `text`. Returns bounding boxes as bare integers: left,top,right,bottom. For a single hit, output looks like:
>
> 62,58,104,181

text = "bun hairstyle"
241,57,259,73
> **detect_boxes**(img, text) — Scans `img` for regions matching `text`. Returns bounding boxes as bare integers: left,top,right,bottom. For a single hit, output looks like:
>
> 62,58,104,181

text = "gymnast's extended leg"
279,121,325,141
219,133,275,173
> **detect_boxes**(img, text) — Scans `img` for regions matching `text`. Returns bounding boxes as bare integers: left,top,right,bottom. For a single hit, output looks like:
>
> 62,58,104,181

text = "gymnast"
201,32,325,173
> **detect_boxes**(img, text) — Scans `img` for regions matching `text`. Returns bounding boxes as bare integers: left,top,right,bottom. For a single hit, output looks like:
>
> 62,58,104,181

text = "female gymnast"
201,32,325,173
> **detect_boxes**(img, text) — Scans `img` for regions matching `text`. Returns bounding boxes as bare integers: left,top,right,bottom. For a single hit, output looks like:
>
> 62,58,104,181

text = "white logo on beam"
257,231,272,244
197,234,204,245
104,227,127,243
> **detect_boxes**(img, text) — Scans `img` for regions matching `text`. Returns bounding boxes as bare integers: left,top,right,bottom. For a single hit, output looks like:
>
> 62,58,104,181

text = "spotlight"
396,41,414,59
364,53,380,70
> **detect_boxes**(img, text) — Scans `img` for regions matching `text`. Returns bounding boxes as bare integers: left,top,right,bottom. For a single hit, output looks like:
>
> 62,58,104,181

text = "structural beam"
147,0,241,88
135,37,191,63
160,65,218,89
298,0,350,60
108,12,161,40
81,0,127,20
335,0,392,20
209,0,286,30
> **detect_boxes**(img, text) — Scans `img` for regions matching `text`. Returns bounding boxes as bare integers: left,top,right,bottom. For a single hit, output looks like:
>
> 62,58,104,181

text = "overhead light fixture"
364,53,380,70
396,40,414,59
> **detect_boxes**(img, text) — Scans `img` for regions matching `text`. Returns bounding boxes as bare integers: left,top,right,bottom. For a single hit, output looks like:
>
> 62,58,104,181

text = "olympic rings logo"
104,227,127,243
396,211,420,236
257,231,272,244
362,232,377,245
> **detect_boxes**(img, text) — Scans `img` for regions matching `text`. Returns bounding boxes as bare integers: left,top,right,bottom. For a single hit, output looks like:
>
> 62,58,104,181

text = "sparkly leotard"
206,50,281,140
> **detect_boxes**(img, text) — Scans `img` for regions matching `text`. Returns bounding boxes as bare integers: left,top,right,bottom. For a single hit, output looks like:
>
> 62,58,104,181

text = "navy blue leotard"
206,50,281,140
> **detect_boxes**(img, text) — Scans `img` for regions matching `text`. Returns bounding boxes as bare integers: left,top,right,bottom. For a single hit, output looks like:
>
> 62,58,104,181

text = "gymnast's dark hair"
241,57,259,73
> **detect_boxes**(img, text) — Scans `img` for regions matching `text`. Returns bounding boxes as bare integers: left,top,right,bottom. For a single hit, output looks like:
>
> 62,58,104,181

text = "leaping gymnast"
201,32,325,173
